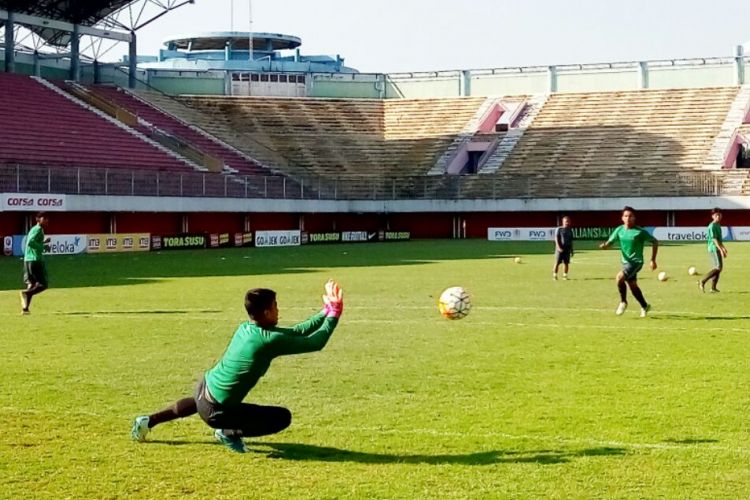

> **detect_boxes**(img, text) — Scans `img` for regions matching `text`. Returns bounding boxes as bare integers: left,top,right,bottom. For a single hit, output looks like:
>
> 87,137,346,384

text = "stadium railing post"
301,178,305,199
283,177,287,198
131,171,135,196
48,168,52,193
334,178,338,200
105,169,108,195
244,176,248,198
156,171,160,196
318,177,321,200
264,176,268,198
16,165,20,192
224,175,228,197
77,168,81,194
202,173,206,196
179,174,183,196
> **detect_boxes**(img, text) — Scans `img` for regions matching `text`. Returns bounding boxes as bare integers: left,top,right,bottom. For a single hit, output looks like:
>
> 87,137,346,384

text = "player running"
131,280,344,453
553,215,574,280
20,212,51,315
698,207,728,293
599,206,658,317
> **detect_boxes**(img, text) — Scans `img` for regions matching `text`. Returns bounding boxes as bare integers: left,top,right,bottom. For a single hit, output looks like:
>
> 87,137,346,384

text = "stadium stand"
0,73,198,173
133,93,488,195
85,85,277,178
459,86,743,198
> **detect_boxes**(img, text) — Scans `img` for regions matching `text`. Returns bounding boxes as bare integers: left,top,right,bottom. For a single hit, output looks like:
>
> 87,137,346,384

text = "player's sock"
618,282,627,302
631,287,648,309
148,397,197,427
711,271,721,291
701,269,718,287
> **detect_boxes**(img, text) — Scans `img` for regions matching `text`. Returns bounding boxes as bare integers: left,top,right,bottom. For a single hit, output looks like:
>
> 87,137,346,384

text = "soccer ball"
688,266,698,276
438,286,472,320
514,257,522,264
658,271,668,282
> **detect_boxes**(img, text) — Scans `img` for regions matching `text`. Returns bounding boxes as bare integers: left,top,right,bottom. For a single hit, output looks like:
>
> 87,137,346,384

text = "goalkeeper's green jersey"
707,221,722,253
606,225,656,265
204,311,338,406
24,224,46,262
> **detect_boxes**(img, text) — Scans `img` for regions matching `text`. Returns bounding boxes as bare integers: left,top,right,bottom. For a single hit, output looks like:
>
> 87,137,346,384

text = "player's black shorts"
621,261,643,282
555,249,571,265
23,260,49,287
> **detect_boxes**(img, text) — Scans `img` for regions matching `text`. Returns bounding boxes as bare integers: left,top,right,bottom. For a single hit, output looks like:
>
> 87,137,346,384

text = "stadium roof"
0,0,134,25
0,0,193,48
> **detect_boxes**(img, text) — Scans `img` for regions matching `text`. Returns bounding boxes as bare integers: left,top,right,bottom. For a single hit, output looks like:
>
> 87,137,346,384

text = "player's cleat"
709,288,720,293
698,281,705,293
552,274,558,281
615,302,628,316
131,416,150,442
562,274,568,280
640,304,651,318
214,429,247,453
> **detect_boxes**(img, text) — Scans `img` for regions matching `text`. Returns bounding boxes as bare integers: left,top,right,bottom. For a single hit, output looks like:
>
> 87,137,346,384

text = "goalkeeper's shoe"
131,416,150,442
214,429,247,453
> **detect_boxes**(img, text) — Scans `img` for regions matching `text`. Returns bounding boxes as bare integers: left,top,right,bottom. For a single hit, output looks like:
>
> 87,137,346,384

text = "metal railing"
0,164,736,201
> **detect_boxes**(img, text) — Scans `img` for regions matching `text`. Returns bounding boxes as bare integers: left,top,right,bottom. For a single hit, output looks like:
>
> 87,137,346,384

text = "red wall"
5,209,750,239
116,213,180,234
0,212,26,235
188,212,244,233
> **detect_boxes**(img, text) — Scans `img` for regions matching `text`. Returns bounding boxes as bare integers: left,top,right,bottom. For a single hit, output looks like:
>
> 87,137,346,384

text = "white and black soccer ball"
438,286,472,320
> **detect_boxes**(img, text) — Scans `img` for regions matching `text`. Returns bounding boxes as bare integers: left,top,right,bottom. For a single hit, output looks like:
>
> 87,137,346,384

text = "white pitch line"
297,424,750,455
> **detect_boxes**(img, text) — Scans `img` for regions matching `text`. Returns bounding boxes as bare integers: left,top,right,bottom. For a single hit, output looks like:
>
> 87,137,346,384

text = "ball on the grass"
658,271,668,282
514,257,522,264
688,266,697,276
438,286,471,320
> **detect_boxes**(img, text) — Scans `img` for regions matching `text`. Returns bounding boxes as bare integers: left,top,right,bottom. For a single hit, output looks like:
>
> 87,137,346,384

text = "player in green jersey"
131,280,344,453
699,208,728,293
599,206,659,318
20,212,51,315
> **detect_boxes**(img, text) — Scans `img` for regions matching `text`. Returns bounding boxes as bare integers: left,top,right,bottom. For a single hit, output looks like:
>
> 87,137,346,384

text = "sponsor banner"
571,227,616,240
341,231,377,243
648,226,732,242
306,232,341,244
379,230,411,242
487,228,555,241
233,232,253,247
3,236,11,256
255,230,301,248
209,233,232,248
2,193,66,211
156,234,207,251
87,234,150,253
12,234,87,256
730,226,750,241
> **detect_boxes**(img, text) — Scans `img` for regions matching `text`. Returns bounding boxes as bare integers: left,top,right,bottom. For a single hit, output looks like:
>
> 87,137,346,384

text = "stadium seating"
460,87,742,198
86,85,276,178
0,73,197,173
135,93,488,185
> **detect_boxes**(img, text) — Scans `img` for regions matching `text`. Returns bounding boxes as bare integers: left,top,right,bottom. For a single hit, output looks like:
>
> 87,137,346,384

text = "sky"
109,0,750,73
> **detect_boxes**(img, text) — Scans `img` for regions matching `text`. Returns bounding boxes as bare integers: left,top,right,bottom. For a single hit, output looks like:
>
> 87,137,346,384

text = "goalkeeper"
131,280,344,453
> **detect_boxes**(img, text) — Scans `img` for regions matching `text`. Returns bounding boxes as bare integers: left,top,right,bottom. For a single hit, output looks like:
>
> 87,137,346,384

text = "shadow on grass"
248,442,628,465
0,240,567,291
662,438,719,444
55,309,221,316
650,314,750,321
143,440,627,465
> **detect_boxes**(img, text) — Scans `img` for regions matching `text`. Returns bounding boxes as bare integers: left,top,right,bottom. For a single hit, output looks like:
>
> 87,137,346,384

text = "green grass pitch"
1,240,749,498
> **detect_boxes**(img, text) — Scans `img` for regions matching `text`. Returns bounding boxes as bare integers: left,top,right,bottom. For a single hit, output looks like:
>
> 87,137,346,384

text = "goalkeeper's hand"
322,279,344,318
